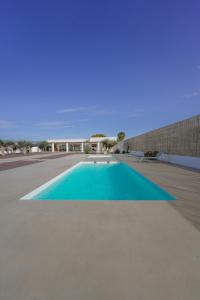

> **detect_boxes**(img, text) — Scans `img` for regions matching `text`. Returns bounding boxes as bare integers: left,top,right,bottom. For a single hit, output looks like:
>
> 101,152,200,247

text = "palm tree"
117,131,126,142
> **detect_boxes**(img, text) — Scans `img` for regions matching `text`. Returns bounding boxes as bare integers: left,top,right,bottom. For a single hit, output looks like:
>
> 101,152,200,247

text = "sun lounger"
138,156,158,162
137,153,162,162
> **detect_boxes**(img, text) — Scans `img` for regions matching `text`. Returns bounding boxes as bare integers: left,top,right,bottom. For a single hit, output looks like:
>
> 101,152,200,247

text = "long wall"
124,115,200,157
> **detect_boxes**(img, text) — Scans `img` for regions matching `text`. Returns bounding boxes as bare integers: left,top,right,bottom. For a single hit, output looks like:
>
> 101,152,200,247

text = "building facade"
47,137,117,153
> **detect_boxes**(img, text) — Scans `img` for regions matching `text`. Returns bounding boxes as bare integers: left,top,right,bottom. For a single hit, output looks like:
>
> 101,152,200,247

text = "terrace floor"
0,153,200,300
117,154,200,231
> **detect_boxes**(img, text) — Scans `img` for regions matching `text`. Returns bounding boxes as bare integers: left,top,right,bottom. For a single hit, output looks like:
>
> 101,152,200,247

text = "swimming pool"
21,162,175,200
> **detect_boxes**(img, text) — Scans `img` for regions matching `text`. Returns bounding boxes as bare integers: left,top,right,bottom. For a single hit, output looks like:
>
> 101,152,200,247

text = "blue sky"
0,0,200,140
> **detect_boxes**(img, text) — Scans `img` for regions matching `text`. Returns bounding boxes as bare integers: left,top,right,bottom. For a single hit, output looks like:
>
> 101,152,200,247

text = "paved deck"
117,155,200,231
0,153,75,171
0,160,43,171
0,151,77,162
0,152,47,159
0,154,200,300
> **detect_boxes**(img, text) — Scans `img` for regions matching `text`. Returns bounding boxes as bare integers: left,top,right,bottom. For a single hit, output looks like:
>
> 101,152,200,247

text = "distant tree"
0,139,5,155
38,140,49,151
84,144,91,154
102,139,117,153
17,140,33,154
4,140,16,153
117,131,126,142
91,133,106,137
4,140,15,147
0,139,5,147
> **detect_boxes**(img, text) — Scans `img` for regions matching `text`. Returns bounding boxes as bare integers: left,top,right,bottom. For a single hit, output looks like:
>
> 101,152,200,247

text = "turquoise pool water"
31,162,175,200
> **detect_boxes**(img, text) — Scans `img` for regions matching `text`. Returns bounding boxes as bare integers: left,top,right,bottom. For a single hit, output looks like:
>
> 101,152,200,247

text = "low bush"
152,151,159,157
84,146,91,154
144,151,152,157
144,151,159,157
114,149,120,154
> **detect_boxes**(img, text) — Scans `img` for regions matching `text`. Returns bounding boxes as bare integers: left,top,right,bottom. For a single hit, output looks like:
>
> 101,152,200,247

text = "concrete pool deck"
0,154,200,300
117,154,200,231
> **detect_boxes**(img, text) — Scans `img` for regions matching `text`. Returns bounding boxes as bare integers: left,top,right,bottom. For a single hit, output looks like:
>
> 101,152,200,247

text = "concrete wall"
159,153,200,169
124,115,200,157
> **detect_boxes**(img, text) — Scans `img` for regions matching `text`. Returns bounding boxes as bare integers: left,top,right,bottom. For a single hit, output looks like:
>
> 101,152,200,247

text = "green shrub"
84,146,91,154
152,151,159,157
144,151,158,157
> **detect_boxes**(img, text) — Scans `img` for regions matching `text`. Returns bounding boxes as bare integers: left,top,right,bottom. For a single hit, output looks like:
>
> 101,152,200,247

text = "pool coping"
87,155,112,158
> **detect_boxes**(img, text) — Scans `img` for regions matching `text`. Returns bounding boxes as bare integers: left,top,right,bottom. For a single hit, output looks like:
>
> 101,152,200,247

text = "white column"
81,142,84,153
52,143,54,153
97,142,100,153
66,142,68,152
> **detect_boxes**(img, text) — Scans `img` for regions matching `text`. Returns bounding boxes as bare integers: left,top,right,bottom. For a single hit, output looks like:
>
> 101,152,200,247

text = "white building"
47,137,117,153
31,146,42,153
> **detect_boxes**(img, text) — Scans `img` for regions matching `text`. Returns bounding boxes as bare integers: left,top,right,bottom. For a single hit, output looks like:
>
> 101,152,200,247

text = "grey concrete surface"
117,155,200,231
0,154,200,300
0,151,72,163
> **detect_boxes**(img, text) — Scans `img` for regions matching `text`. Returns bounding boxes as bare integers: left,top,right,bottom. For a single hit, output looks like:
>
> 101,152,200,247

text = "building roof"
47,137,117,143
89,137,117,142
47,139,87,143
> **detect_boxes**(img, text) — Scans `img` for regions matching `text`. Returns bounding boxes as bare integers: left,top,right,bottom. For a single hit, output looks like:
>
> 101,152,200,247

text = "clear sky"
0,0,200,140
